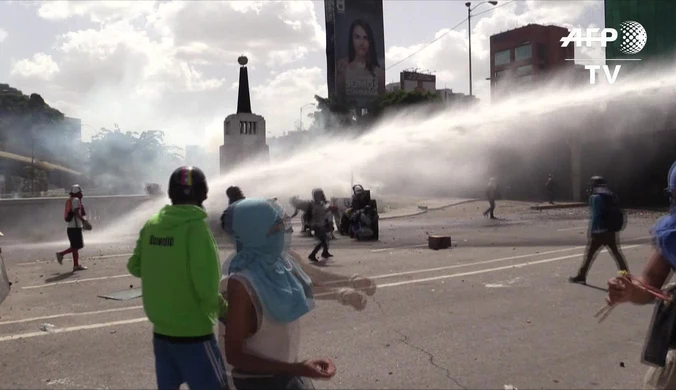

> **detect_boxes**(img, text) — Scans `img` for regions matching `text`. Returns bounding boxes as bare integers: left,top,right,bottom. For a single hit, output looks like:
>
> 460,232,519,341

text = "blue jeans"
153,333,228,390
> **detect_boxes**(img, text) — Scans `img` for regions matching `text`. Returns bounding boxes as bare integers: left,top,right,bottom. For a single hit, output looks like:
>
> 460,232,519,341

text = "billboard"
400,71,436,93
328,0,386,109
325,0,337,100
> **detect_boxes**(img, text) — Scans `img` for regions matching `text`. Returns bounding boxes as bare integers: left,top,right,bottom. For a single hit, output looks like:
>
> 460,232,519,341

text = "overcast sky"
0,0,604,152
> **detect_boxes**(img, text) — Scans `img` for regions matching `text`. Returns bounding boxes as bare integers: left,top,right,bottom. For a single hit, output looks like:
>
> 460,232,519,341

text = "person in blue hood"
222,198,336,389
607,161,676,389
569,176,628,284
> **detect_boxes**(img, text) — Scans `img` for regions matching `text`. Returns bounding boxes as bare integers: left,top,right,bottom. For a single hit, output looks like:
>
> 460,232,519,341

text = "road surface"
0,201,666,389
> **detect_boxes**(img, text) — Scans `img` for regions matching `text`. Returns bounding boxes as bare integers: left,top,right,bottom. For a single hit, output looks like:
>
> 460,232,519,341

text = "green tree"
87,126,182,194
369,89,442,118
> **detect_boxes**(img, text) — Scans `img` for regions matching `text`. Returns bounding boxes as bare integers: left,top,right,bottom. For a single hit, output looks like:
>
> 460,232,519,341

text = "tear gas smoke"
91,57,676,241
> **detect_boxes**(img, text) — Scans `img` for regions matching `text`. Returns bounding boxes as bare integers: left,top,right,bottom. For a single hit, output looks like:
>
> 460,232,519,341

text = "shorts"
67,228,84,250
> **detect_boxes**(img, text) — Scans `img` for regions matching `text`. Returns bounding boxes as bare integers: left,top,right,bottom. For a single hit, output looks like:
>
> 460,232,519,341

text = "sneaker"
73,265,88,272
568,275,586,284
321,252,333,259
308,255,319,263
55,252,64,265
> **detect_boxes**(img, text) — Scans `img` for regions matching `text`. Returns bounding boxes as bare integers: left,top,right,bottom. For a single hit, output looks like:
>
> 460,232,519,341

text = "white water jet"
91,57,676,240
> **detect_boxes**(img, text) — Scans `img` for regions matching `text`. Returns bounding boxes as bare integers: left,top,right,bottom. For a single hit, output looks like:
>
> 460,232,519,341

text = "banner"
330,0,385,109
400,71,437,93
325,0,337,100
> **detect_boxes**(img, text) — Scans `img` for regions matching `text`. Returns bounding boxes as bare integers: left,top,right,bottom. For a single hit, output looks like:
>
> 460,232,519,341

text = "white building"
219,56,269,174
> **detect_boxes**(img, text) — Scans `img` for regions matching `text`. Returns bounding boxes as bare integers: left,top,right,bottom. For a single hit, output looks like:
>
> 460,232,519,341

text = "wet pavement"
0,200,667,389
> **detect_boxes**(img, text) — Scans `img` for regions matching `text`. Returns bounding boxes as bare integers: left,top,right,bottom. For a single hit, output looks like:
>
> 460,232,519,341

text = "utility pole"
465,1,498,97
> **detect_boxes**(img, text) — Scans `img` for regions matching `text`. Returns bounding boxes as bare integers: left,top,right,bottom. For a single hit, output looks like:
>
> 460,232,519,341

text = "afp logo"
560,21,647,54
560,21,648,85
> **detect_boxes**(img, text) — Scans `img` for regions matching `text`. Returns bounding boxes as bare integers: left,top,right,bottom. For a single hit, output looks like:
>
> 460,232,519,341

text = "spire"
237,55,252,114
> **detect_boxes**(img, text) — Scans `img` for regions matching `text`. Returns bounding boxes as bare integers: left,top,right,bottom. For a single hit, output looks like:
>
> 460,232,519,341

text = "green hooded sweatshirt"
127,204,227,338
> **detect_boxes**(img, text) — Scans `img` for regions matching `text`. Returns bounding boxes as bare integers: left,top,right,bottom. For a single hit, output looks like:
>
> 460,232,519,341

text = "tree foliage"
307,90,443,132
87,125,183,194
0,84,65,152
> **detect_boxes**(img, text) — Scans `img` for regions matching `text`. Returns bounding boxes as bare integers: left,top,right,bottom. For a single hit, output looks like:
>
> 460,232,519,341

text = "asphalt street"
0,200,668,389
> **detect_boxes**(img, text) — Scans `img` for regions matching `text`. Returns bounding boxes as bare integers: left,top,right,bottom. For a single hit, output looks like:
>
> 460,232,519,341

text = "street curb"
380,199,480,220
530,203,587,210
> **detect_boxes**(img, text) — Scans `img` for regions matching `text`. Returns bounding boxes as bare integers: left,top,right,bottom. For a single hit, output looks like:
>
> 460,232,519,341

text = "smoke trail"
93,58,676,239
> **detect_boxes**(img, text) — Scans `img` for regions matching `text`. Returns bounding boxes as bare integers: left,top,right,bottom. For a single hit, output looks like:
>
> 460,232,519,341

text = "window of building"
494,49,511,66
240,121,245,134
515,65,533,78
252,121,257,135
514,44,532,62
225,122,230,136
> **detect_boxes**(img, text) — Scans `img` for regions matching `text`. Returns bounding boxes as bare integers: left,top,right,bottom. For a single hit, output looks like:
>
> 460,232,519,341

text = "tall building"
605,0,676,73
219,56,269,174
489,24,574,98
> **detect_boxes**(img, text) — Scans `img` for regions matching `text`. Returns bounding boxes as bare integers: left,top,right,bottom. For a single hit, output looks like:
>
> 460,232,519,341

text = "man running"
569,176,628,284
127,166,228,390
56,185,89,272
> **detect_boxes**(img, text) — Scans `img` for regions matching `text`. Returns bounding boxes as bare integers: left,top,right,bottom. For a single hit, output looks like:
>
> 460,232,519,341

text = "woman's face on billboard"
352,25,369,59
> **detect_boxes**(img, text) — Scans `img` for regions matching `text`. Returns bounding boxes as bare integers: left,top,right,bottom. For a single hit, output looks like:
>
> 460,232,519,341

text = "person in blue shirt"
607,162,676,389
569,176,628,284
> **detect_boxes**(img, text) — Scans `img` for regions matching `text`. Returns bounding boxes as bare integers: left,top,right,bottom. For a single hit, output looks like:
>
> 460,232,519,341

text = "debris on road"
504,385,518,390
39,323,56,332
428,235,451,250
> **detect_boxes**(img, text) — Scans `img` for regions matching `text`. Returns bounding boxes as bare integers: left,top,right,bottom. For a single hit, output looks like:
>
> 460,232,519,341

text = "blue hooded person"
221,198,337,389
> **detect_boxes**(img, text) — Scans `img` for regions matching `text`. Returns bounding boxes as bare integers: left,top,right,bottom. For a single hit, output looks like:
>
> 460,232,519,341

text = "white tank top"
227,273,300,377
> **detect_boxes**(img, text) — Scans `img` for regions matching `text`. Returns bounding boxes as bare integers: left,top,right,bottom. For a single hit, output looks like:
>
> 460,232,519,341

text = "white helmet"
70,184,82,194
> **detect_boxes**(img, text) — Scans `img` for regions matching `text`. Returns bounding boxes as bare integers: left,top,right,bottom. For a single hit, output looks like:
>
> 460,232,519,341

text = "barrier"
0,195,151,242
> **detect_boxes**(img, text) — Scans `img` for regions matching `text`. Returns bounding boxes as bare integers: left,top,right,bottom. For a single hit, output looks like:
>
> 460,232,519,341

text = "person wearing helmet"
222,186,246,252
309,188,332,262
607,162,676,389
483,178,499,219
56,184,89,272
569,176,628,284
127,166,228,390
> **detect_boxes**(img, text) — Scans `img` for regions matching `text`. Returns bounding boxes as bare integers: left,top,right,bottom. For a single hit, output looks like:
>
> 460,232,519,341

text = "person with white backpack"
56,185,91,272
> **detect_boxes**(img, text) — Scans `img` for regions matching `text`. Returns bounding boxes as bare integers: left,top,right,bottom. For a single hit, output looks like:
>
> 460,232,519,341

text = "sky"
0,0,605,153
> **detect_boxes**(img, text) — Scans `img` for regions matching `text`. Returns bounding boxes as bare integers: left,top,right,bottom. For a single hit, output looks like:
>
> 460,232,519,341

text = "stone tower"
219,56,269,174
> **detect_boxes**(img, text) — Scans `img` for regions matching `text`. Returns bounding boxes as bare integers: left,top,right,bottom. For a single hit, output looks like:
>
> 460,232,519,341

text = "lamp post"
299,103,315,132
465,1,498,97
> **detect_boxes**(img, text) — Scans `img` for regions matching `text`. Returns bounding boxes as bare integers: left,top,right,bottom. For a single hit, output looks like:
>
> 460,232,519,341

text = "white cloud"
149,1,324,67
37,0,156,22
385,1,603,100
8,0,328,151
11,53,60,80
0,28,7,43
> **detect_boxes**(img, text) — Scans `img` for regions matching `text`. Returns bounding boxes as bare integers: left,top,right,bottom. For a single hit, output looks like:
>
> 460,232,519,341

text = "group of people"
53,162,676,389
121,166,377,390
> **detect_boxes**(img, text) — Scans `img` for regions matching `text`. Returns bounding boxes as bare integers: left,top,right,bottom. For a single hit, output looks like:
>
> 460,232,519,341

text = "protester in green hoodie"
127,166,228,390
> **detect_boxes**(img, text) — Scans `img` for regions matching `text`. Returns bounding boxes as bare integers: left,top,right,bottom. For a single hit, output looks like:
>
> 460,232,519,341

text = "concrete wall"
0,195,151,242
0,194,235,244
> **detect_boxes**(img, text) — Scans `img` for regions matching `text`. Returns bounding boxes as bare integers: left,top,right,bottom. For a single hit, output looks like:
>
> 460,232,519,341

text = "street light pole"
466,3,473,97
465,1,498,97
